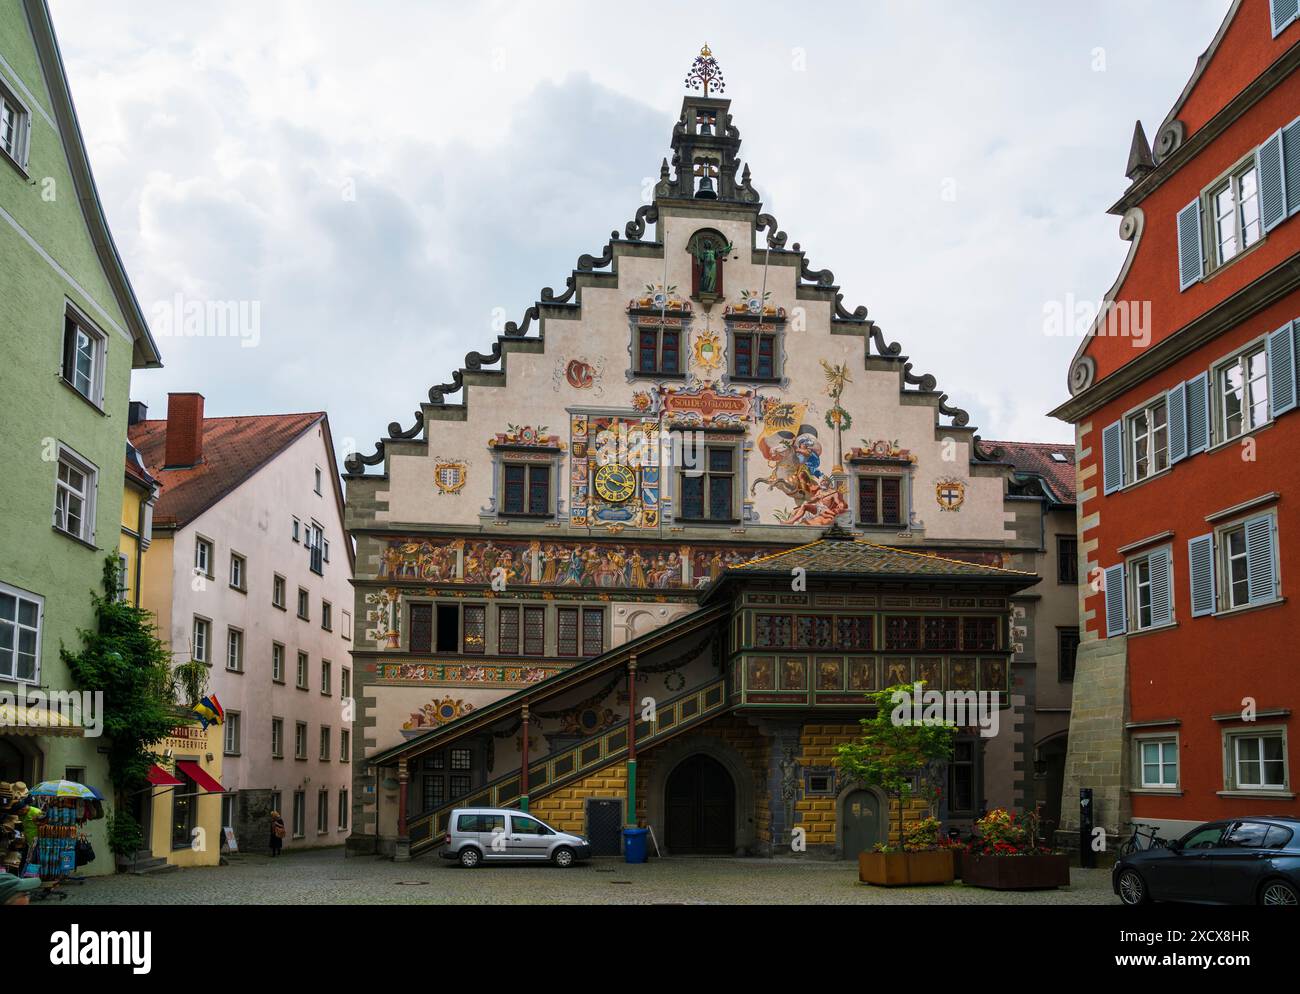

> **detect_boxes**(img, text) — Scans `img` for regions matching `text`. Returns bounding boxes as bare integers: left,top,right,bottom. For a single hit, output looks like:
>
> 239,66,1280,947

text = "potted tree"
962,808,1071,890
837,684,957,886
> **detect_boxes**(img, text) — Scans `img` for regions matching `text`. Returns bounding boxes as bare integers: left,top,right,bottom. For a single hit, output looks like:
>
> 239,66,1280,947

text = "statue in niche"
687,230,733,302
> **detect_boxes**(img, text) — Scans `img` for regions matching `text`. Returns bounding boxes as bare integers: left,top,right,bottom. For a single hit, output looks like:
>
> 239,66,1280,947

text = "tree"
836,683,957,847
61,558,206,802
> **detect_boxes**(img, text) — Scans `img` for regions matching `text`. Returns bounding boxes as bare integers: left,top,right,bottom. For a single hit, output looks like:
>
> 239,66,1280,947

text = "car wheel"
459,847,482,869
1117,869,1148,906
1259,880,1298,906
552,846,575,868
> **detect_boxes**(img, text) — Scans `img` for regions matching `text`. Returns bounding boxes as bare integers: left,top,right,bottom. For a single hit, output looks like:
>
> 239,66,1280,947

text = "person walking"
269,810,285,857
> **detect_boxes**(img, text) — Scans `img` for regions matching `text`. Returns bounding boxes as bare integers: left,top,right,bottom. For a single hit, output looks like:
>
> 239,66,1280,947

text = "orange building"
1053,0,1300,845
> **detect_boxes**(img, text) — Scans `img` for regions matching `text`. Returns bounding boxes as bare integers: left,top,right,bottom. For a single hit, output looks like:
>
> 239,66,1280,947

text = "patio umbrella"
28,780,105,820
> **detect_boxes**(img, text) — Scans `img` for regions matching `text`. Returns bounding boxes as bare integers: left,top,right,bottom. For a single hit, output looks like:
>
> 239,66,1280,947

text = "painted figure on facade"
785,474,849,526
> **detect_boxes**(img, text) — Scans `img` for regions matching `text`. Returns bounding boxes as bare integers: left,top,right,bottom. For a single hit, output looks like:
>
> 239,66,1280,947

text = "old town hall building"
342,51,1075,860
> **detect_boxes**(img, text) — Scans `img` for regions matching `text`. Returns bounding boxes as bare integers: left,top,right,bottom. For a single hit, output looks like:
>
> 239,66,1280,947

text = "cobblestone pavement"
58,848,1118,905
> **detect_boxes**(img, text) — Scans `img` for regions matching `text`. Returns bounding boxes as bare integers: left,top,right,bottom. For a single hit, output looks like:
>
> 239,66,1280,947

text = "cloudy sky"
49,0,1231,458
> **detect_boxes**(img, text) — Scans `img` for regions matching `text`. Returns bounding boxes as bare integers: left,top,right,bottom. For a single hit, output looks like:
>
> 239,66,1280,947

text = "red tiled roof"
129,413,324,527
983,439,1077,505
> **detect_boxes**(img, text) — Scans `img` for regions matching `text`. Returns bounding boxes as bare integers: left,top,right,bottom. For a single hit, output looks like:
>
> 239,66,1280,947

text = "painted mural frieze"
380,661,557,690
376,535,790,590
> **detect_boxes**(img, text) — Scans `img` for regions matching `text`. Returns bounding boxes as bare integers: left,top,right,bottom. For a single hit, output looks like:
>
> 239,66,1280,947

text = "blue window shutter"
1268,322,1297,416
1258,131,1287,232
1284,118,1300,217
1273,0,1300,37
1101,420,1124,494
1104,564,1127,637
1185,371,1211,454
1188,534,1216,617
1148,547,1173,628
1244,514,1278,605
1177,200,1204,291
1167,382,1188,463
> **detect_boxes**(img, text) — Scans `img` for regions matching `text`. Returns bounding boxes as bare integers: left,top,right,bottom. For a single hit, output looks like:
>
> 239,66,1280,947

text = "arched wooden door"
665,754,735,854
842,789,885,858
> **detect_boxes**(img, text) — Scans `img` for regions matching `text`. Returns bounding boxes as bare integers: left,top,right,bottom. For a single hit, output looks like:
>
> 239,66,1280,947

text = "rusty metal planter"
857,849,955,886
962,852,1070,890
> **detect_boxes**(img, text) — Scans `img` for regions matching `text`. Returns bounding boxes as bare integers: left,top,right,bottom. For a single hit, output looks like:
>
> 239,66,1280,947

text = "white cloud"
49,0,1231,454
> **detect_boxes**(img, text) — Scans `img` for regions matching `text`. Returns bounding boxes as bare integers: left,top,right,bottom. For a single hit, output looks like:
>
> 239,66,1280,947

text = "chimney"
128,400,148,426
164,393,205,468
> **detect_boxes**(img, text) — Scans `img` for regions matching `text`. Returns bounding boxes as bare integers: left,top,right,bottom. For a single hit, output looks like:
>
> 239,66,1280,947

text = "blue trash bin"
623,827,648,864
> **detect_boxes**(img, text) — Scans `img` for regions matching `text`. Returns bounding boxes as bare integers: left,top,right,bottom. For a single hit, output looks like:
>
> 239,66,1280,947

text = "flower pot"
858,848,954,886
962,852,1070,890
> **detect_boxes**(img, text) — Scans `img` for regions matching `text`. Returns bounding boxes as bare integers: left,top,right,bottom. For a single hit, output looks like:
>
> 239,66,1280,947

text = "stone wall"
1056,634,1128,852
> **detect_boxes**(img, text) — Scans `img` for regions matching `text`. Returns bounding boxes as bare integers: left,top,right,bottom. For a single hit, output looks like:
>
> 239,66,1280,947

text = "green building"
0,0,161,872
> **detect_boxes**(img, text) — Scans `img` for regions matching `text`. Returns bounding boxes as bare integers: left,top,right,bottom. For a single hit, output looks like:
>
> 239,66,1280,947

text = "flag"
192,695,223,729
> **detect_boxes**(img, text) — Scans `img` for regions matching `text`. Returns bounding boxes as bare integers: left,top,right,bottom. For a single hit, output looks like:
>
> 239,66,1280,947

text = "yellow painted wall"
148,723,223,867
119,479,148,607
799,722,930,847
138,532,174,651
530,765,628,834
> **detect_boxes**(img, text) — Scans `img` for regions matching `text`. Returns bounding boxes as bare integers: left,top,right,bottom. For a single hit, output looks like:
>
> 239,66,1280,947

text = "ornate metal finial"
685,43,725,97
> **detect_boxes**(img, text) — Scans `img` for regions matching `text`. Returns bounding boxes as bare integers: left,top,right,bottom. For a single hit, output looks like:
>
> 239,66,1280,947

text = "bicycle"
1118,821,1167,856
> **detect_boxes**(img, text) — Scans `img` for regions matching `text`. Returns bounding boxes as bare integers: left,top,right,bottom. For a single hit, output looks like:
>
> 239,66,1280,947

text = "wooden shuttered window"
1258,118,1300,229
1186,371,1210,454
1176,199,1204,291
1167,381,1188,464
1146,548,1174,629
1273,0,1300,38
1267,321,1298,417
1103,563,1126,637
1285,119,1300,217
1188,533,1216,617
1259,130,1287,231
1244,514,1279,605
1101,420,1124,494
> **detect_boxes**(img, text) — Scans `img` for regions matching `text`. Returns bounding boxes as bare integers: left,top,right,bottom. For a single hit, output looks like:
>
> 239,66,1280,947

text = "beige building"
342,68,1070,861
130,393,355,853
986,441,1079,838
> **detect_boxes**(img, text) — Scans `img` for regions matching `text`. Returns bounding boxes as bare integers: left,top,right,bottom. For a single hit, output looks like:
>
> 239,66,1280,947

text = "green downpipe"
520,794,529,813
626,758,637,826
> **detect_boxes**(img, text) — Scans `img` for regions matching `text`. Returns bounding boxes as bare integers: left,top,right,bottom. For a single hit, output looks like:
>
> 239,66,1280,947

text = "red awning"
175,760,225,794
147,763,183,787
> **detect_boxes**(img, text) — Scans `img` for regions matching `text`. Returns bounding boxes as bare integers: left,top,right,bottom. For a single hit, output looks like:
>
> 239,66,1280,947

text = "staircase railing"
406,675,728,854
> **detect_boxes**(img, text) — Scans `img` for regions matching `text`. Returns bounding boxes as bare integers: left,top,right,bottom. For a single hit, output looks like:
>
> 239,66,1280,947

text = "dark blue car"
1114,817,1300,906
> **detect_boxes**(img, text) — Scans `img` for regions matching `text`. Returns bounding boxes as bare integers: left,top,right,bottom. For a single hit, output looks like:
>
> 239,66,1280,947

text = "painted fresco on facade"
377,536,789,589
402,696,476,739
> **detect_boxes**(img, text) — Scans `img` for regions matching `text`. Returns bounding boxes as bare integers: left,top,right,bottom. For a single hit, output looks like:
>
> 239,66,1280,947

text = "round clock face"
593,464,636,503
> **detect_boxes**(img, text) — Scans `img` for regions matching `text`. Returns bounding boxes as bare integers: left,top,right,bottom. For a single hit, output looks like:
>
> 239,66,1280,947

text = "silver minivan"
438,808,592,868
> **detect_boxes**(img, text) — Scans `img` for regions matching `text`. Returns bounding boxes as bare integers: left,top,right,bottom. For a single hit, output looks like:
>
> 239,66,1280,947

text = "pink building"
130,393,355,853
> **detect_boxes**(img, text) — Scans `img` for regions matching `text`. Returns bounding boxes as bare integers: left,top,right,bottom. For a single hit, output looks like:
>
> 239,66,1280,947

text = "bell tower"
656,45,760,205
